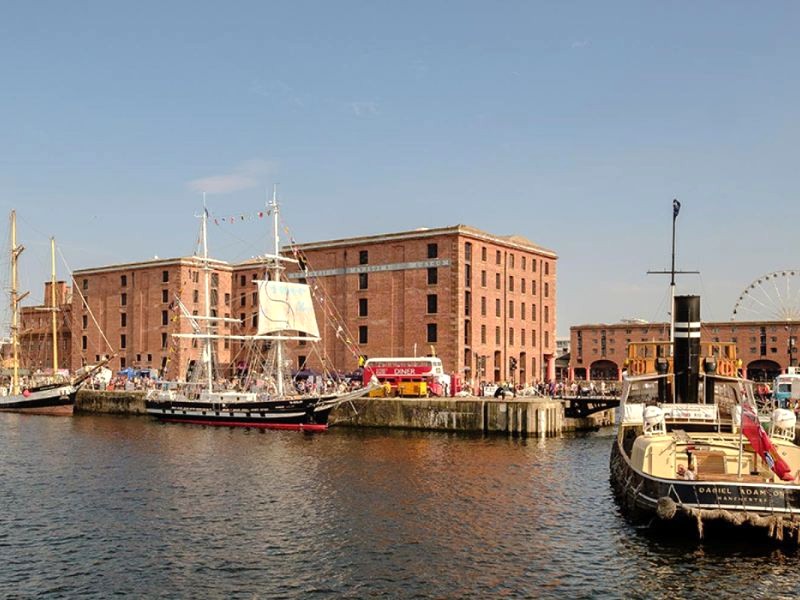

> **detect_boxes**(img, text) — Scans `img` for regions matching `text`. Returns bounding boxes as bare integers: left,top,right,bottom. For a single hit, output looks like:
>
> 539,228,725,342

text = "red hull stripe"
157,417,328,431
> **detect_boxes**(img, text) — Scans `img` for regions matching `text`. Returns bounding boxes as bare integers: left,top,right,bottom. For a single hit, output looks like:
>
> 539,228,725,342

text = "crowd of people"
458,379,619,399
88,371,366,396
78,369,629,403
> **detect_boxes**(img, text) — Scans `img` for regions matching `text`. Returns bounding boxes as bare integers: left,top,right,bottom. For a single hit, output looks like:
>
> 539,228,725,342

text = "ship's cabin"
619,359,800,484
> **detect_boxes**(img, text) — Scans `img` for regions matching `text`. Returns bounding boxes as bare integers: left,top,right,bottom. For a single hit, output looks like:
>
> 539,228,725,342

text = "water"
1,414,799,599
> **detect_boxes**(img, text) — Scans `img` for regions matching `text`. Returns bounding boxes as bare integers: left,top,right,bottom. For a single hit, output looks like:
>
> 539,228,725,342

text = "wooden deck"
696,473,772,483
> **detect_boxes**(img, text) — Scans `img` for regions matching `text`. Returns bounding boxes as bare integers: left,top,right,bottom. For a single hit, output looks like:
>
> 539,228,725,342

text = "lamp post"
788,322,795,372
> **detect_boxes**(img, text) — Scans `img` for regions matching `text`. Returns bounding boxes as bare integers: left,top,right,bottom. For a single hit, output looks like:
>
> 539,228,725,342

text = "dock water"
75,390,610,435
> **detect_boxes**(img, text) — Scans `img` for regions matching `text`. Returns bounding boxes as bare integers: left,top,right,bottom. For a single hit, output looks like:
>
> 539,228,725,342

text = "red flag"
741,399,793,481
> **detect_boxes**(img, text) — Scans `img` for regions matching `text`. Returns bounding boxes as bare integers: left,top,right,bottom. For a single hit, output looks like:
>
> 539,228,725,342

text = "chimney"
673,295,700,404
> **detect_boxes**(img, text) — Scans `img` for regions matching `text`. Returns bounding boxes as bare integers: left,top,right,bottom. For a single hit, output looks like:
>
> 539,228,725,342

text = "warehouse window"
427,294,438,314
427,323,438,343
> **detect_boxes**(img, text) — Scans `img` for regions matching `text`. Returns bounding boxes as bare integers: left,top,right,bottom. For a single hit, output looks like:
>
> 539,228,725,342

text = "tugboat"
611,203,800,542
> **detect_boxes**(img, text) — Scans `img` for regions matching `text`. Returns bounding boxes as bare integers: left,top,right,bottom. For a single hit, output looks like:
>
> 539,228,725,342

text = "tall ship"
611,203,800,542
1,211,77,415
145,191,373,431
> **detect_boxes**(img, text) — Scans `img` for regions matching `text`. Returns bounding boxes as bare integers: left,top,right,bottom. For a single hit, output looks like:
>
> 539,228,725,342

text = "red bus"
362,357,452,396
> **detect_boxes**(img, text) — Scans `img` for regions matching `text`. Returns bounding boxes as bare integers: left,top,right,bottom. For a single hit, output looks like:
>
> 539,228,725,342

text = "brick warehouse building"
63,224,558,385
71,257,234,379
570,320,799,382
280,225,558,386
10,281,73,374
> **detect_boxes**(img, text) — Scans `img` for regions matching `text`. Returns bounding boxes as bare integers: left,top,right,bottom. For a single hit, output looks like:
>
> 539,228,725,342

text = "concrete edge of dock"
76,390,612,435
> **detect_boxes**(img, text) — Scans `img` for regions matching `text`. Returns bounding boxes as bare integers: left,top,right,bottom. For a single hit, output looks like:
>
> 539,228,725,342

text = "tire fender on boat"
656,496,677,520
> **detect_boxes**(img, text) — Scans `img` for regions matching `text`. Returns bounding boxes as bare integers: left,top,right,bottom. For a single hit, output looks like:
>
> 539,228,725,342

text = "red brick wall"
570,320,799,380
286,227,557,385
71,259,232,380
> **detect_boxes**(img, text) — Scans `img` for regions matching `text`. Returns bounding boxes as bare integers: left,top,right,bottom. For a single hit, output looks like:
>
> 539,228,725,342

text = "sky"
1,1,799,337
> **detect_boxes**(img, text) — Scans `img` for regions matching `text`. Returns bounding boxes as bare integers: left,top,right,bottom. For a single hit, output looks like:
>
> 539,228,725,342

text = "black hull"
610,439,800,542
0,385,76,416
145,395,337,431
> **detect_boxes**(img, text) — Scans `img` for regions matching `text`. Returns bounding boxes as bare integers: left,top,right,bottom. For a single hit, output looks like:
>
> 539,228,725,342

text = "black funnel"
674,295,700,404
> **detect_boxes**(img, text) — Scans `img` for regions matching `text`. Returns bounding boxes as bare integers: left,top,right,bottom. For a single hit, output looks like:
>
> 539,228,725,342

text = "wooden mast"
11,211,19,395
10,211,28,395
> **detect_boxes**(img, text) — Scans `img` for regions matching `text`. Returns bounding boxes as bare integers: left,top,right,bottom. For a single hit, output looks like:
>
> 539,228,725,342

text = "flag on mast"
673,199,681,218
741,398,793,481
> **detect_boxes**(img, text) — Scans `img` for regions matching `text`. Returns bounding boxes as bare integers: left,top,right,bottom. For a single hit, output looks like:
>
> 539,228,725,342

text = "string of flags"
209,209,272,226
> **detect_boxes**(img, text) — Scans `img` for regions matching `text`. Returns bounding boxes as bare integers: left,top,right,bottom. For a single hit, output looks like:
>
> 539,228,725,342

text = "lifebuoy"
631,358,646,375
717,361,732,377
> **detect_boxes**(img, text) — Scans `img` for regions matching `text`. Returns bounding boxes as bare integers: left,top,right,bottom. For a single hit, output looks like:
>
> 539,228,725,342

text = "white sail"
256,280,320,338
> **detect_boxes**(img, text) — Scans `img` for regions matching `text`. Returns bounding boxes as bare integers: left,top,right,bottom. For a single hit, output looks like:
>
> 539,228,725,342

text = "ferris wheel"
731,270,800,321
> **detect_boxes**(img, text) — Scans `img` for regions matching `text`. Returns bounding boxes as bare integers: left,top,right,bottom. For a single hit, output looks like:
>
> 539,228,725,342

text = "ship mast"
647,199,697,400
11,211,20,394
50,237,58,372
269,185,285,397
9,211,28,395
201,195,213,394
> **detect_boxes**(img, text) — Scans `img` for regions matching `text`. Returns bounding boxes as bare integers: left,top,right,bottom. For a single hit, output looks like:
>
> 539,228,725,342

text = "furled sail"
256,280,320,338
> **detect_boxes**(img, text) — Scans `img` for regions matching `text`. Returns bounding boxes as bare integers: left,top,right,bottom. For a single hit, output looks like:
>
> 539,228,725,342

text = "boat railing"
625,341,740,377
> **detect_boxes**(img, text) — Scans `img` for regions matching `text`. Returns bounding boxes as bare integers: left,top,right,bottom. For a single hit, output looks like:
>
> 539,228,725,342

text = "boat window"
625,380,659,405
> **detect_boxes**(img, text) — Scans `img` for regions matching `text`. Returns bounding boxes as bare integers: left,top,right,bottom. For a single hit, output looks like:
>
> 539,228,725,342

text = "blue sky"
1,2,799,336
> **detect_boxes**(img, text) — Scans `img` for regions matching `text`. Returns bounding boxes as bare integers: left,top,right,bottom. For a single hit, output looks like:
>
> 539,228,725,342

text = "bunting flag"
207,209,273,225
741,398,793,481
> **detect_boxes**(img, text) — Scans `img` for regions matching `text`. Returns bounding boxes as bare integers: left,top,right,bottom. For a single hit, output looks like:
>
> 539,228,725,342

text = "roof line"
287,224,558,258
73,256,232,275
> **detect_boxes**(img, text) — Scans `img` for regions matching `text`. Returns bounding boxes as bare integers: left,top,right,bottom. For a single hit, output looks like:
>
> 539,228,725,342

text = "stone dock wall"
76,390,608,435
330,397,592,435
76,390,148,414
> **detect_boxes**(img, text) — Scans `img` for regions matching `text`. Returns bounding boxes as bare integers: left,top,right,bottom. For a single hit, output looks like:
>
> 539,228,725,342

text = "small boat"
145,189,373,430
0,212,78,415
611,203,800,542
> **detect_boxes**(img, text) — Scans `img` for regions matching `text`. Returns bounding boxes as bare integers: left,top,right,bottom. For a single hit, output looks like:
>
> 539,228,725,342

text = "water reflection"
1,415,798,598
